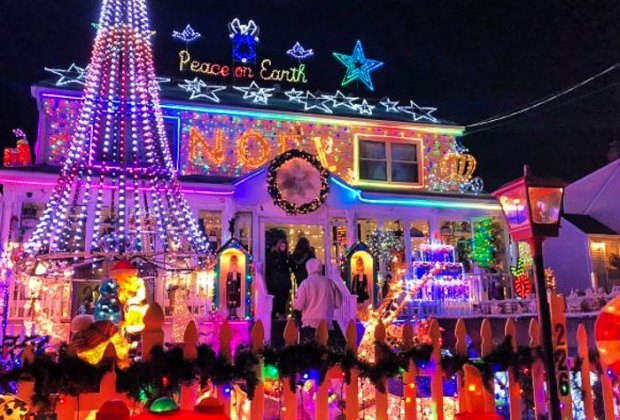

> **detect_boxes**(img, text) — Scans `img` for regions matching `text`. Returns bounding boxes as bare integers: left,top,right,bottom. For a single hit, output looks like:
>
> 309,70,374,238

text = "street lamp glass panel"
528,187,563,224
498,188,529,229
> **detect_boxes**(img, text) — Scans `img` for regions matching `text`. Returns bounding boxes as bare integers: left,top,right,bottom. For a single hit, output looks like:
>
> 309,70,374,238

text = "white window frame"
354,135,424,187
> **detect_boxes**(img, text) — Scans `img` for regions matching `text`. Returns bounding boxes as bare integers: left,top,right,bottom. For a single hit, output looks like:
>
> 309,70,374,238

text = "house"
544,159,620,292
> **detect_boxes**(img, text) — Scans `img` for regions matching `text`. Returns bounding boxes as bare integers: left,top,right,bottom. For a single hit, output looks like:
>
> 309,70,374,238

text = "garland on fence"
0,337,548,407
441,336,543,388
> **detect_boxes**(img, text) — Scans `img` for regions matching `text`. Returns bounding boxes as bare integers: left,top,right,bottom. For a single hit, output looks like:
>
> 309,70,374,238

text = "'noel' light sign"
178,50,308,84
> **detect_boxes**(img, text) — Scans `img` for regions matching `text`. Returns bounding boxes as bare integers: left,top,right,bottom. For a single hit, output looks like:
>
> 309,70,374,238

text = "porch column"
428,212,441,243
222,199,237,243
403,218,412,264
0,190,16,248
345,210,356,247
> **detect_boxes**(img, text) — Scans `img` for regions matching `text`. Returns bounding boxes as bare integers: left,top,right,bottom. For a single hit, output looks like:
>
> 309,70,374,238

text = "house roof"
563,213,619,235
34,79,463,128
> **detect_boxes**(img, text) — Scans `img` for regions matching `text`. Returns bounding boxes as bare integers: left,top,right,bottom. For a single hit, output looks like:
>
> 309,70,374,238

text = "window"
358,138,420,184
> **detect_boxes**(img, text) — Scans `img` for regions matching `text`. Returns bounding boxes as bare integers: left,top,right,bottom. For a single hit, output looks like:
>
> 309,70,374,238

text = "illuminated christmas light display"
472,217,498,269
228,18,260,63
286,41,314,60
233,81,274,104
17,0,210,290
356,99,375,115
284,87,304,103
178,78,226,102
301,91,333,114
332,40,384,91
408,244,470,303
379,97,400,112
321,90,359,110
399,100,438,122
44,63,89,86
172,24,202,43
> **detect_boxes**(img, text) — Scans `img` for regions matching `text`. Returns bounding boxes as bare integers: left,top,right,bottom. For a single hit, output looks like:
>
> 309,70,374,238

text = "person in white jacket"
293,258,342,343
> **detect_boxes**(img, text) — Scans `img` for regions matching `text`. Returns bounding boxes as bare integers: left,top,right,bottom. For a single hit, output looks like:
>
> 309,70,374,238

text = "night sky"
0,0,618,189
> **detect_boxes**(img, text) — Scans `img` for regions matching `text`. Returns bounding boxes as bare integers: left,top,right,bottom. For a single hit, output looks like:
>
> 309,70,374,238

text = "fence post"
429,319,444,420
344,320,359,419
17,345,34,410
479,319,496,413
528,318,546,418
504,319,522,420
403,322,418,420
576,324,594,419
180,321,199,410
374,320,389,420
315,320,330,420
142,302,164,361
250,320,265,420
599,359,615,419
218,321,233,416
454,319,467,411
282,319,298,420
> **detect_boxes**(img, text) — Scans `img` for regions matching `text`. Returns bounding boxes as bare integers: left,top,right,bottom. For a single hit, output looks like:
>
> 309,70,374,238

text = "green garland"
441,336,543,390
1,337,549,408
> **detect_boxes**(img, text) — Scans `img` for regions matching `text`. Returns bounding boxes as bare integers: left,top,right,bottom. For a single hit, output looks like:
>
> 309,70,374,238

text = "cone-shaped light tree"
25,0,208,261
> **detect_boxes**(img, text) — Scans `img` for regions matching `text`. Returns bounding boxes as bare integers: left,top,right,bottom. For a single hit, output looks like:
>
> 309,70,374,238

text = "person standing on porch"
294,258,342,343
266,238,292,318
291,237,316,286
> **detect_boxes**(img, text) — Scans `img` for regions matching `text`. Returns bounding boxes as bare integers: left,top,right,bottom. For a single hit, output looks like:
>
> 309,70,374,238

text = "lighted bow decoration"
228,18,260,63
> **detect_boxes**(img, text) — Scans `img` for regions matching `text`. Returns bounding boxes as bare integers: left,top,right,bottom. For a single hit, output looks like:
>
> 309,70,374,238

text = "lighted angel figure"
228,18,260,63
351,256,370,304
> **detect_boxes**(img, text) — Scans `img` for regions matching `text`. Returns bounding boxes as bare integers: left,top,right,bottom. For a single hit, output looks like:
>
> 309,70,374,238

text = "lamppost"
493,166,565,420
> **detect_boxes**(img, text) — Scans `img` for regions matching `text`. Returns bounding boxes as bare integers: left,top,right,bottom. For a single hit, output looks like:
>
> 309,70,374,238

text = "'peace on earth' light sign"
178,50,308,84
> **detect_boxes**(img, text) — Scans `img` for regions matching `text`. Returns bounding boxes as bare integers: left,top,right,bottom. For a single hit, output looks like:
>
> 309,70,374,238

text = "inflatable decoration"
0,395,28,419
97,400,130,420
2,129,31,167
595,294,620,375
110,260,148,334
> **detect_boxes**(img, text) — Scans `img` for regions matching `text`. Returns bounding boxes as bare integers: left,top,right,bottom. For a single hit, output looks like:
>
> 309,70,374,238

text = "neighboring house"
544,159,620,293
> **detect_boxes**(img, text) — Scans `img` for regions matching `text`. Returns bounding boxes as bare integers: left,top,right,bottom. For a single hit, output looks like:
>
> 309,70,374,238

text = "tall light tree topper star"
332,40,384,91
44,63,89,86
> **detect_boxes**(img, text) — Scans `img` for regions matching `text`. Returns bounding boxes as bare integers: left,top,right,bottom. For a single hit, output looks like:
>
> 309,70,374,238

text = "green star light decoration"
332,40,384,91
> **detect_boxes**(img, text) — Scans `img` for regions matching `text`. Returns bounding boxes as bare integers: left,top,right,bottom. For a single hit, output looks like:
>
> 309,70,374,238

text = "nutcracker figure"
226,254,242,319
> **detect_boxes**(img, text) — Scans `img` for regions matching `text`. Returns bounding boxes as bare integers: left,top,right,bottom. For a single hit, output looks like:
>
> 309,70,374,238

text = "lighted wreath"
267,149,329,214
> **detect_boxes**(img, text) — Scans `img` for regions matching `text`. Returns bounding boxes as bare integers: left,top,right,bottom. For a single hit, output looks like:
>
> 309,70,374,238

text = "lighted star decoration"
399,100,438,122
356,99,375,116
154,76,171,90
284,88,305,103
300,91,333,114
321,90,359,110
44,63,89,86
233,81,274,104
179,78,226,102
332,40,384,91
278,162,317,202
379,97,400,112
172,24,202,43
287,42,314,60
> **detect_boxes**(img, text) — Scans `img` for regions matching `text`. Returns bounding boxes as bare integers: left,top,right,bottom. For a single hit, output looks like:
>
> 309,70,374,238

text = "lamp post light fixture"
493,165,566,420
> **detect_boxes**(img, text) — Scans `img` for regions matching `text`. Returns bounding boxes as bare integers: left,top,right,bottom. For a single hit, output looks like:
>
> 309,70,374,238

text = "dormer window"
356,137,422,185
